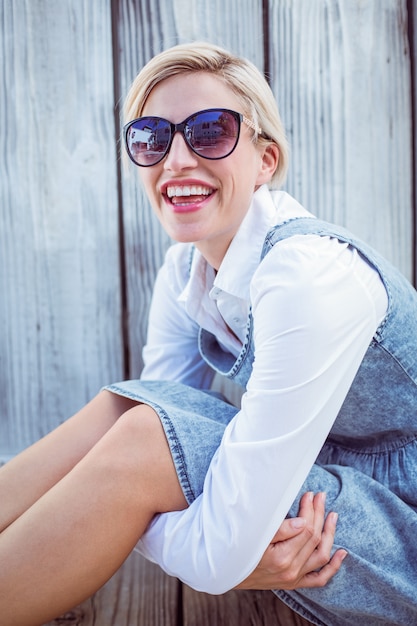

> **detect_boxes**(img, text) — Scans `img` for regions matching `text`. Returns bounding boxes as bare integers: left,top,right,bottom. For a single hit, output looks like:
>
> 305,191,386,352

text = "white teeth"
166,185,212,198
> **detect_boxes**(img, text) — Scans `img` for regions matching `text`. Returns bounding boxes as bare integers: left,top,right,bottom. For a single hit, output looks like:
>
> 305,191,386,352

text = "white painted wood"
116,0,265,378
268,0,413,279
0,0,121,455
1,0,415,459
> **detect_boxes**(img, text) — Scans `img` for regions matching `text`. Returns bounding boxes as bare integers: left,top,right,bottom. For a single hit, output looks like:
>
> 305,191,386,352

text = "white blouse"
137,185,388,593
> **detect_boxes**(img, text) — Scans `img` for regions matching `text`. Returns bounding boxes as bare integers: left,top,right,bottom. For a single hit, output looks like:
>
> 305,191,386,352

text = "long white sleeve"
137,234,387,593
141,244,215,390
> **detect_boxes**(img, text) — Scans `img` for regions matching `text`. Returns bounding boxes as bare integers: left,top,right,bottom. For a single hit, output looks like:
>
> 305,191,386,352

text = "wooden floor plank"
182,586,312,626
44,551,313,626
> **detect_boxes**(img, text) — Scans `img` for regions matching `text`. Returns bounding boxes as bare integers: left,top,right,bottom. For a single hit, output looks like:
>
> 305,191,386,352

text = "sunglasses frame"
123,108,260,167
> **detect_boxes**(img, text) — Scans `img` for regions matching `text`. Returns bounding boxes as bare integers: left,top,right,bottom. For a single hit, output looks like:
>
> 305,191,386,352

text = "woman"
1,42,417,626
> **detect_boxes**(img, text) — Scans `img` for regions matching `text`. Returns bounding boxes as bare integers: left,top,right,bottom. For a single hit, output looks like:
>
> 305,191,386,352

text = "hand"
236,491,348,590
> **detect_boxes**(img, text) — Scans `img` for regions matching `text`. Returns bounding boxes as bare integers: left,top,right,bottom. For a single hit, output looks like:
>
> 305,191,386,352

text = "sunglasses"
123,108,263,167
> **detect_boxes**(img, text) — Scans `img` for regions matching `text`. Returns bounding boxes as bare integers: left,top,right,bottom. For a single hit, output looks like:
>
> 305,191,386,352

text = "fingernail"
341,550,348,561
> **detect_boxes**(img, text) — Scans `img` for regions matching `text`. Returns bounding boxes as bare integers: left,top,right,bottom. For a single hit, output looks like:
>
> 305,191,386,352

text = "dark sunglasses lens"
126,118,171,166
186,110,240,159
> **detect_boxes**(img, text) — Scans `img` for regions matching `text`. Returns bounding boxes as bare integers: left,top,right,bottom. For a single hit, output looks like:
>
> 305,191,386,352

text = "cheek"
139,169,151,188
230,154,262,195
232,144,262,179
139,171,158,201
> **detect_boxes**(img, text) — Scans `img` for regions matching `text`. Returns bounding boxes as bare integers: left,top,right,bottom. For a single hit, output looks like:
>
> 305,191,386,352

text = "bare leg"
0,391,137,532
0,403,187,626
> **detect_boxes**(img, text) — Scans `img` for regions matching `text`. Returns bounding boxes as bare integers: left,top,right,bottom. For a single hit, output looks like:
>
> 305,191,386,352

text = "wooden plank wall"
0,0,414,456
1,1,122,456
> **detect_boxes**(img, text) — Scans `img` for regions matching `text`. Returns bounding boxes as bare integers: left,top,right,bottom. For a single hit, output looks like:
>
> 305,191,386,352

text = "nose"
163,131,199,171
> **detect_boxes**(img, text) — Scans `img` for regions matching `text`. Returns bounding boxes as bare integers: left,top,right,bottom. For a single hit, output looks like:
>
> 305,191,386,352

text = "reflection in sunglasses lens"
127,119,171,166
188,111,238,157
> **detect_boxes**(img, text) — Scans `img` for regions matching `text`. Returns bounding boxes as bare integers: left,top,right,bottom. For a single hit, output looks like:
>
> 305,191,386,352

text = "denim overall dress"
107,217,417,625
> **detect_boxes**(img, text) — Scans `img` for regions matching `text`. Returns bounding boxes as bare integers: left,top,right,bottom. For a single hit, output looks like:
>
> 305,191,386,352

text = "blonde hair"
124,42,289,188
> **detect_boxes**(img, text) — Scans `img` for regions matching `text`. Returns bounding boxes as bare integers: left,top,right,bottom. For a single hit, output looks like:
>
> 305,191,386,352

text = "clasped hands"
236,492,348,590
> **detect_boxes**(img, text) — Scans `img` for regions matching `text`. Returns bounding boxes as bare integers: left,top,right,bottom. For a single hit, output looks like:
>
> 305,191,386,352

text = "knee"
85,403,161,474
101,404,186,511
116,403,165,451
97,389,139,419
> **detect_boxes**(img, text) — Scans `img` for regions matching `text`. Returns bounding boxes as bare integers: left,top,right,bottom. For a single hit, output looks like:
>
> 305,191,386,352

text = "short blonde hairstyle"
124,42,289,188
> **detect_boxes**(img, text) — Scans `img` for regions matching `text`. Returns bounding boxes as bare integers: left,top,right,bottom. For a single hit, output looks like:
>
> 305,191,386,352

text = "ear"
256,143,280,186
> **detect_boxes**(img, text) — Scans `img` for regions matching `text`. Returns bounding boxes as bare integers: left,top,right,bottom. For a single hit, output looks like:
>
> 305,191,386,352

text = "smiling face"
138,71,278,269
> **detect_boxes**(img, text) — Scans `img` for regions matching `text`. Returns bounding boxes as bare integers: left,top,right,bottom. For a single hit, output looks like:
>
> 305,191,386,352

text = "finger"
289,492,331,575
297,549,348,589
296,492,327,554
312,491,327,547
318,510,339,555
269,516,306,544
269,491,316,544
297,491,316,524
269,492,329,584
268,494,324,580
298,510,338,574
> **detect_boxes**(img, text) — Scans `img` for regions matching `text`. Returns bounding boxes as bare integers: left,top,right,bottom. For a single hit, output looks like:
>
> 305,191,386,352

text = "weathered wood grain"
183,585,313,625
2,0,414,451
0,0,121,457
2,1,416,623
44,551,311,626
268,0,413,279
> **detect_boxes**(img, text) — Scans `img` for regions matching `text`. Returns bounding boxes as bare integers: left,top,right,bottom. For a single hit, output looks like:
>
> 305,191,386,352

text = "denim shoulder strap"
262,218,417,423
261,216,415,340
